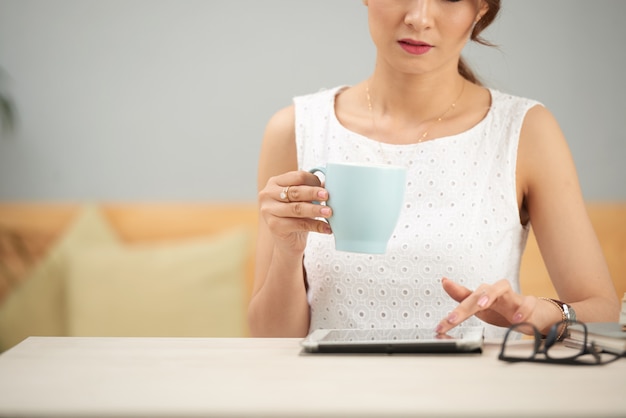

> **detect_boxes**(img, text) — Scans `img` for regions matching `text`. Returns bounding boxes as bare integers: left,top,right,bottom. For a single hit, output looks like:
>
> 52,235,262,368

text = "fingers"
511,295,537,325
259,170,333,235
276,178,326,205
268,172,331,219
441,277,472,303
264,213,332,236
276,171,323,192
436,278,524,334
268,171,327,204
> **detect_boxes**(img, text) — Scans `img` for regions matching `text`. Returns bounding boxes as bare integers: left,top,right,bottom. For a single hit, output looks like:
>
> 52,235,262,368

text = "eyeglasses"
498,320,622,366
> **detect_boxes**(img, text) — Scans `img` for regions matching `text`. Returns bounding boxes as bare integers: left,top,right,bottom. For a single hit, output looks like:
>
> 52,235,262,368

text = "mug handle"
309,166,326,177
309,166,326,205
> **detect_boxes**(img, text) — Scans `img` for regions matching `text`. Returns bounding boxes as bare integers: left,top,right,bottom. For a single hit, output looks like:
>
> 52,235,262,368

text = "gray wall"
0,0,624,201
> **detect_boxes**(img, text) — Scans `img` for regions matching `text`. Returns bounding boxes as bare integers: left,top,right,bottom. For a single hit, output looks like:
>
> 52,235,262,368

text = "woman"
248,0,619,338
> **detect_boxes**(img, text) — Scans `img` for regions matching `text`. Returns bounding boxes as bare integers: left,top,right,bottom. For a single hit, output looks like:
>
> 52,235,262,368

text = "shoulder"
257,104,299,185
519,105,570,185
489,89,543,117
261,85,351,158
263,86,347,145
488,89,559,146
516,97,563,152
521,104,561,139
292,85,349,121
293,85,349,105
516,96,572,197
485,89,563,144
263,104,296,152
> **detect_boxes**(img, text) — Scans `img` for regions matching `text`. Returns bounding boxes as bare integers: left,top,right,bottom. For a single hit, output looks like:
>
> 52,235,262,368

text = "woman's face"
365,0,488,75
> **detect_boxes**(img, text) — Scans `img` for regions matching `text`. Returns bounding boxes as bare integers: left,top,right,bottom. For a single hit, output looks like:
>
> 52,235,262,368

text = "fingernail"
477,295,489,308
446,313,457,324
435,324,444,333
320,207,331,216
318,190,328,199
513,312,523,323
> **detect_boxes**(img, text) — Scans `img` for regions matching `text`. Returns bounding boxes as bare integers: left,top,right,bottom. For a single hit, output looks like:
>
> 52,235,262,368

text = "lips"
398,39,433,55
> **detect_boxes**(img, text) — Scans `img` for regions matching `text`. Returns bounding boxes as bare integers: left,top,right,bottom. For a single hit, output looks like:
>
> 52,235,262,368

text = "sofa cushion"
66,227,250,338
0,206,120,351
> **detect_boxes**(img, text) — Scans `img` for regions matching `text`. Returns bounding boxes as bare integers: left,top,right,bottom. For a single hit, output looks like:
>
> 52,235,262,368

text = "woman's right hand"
258,170,333,255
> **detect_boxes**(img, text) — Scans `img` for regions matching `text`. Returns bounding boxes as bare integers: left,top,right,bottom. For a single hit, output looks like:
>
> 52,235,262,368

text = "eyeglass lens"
500,320,623,365
500,322,586,360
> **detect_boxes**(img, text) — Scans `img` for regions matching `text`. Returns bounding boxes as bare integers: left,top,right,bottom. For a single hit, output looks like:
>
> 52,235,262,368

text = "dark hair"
458,0,501,85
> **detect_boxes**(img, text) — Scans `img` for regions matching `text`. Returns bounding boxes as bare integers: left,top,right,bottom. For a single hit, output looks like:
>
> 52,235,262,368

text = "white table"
0,336,624,417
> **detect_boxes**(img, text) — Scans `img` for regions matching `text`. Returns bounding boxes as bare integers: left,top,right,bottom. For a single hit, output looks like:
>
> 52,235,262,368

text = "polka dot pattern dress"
294,86,540,339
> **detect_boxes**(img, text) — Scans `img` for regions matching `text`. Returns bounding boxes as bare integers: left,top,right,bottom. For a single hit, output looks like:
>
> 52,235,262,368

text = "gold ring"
280,186,291,202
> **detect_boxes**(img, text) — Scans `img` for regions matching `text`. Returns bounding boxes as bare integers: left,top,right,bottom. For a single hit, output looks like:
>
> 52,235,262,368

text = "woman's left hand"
435,277,540,334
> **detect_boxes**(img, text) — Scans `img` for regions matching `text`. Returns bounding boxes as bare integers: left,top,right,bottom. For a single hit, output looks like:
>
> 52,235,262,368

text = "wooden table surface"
0,336,624,417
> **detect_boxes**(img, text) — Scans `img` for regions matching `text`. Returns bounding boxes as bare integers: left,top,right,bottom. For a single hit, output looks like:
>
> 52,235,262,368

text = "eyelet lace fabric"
294,86,539,339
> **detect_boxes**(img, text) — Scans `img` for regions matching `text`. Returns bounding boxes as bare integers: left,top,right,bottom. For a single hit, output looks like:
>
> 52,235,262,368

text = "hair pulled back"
459,0,501,85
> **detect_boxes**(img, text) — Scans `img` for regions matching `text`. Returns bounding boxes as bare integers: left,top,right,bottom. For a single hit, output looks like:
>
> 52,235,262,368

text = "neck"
367,69,466,124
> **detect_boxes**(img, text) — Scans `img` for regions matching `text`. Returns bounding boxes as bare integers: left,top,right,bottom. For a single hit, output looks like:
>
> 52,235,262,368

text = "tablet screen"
301,326,484,354
319,328,469,342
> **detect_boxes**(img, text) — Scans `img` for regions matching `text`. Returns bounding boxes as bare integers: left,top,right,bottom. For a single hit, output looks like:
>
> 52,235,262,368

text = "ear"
477,0,489,21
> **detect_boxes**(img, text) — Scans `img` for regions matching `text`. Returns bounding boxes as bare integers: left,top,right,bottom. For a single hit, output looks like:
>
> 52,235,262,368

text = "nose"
404,0,434,30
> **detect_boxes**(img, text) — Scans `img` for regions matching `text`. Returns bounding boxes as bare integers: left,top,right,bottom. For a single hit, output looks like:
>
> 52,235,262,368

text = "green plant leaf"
0,94,15,134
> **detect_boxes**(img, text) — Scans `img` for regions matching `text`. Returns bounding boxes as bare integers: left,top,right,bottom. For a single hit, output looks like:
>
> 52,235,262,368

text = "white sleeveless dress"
294,86,540,338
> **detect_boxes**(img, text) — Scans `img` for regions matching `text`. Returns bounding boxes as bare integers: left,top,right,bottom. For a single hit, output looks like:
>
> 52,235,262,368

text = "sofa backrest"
1,202,624,308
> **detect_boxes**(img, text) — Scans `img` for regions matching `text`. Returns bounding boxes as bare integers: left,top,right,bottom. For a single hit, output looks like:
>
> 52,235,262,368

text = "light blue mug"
310,162,406,254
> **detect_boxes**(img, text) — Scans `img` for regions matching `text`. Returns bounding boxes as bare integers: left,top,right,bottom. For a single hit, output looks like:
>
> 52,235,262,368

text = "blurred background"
1,0,625,349
0,0,625,201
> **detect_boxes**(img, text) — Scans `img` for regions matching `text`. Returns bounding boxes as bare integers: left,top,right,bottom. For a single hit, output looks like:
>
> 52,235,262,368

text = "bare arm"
247,105,332,337
436,105,619,335
519,105,619,326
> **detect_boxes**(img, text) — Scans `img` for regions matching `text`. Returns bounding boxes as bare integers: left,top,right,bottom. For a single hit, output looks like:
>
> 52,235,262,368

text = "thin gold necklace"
365,80,466,144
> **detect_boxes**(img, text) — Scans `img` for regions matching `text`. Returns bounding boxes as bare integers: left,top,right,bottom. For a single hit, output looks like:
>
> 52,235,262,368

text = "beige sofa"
0,203,258,351
0,202,624,352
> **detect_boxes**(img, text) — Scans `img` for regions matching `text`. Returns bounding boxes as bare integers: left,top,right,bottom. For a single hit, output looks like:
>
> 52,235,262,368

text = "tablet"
300,326,484,354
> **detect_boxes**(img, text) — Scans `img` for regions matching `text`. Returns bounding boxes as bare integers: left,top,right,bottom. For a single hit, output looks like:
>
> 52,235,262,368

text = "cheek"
367,4,402,45
435,1,481,37
442,13,476,43
451,5,481,31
